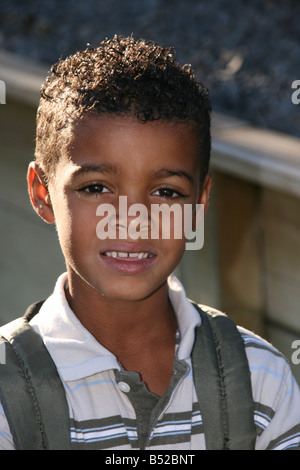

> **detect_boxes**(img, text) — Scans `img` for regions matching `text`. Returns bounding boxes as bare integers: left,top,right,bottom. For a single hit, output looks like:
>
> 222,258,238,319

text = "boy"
0,35,300,450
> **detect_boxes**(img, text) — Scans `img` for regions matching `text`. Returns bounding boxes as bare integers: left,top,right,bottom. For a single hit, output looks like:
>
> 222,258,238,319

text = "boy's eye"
79,184,110,194
153,188,183,199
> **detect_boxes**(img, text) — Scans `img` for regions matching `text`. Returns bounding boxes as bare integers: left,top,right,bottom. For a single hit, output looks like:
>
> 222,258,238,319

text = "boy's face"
28,115,211,303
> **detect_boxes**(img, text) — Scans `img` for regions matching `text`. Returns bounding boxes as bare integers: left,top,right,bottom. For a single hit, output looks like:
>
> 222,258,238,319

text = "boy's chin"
87,274,168,303
94,284,163,303
67,264,170,302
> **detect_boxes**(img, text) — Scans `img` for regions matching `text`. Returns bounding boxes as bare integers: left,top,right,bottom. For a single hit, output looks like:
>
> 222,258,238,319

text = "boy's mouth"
103,251,154,260
99,245,157,274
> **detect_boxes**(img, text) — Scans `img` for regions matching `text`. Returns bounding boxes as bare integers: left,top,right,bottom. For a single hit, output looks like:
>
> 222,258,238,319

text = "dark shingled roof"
1,0,299,137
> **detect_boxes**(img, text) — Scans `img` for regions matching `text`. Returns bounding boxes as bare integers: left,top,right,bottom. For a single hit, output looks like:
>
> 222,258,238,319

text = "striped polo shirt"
0,272,300,450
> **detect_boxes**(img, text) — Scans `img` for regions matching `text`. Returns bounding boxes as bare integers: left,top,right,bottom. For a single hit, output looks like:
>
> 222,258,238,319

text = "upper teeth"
105,252,152,259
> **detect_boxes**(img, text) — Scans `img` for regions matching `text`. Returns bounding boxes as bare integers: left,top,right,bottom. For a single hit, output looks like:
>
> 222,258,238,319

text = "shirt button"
117,381,131,393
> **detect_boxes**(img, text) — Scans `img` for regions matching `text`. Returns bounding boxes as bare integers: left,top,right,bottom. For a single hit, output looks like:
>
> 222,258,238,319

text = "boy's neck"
65,273,178,396
65,271,177,353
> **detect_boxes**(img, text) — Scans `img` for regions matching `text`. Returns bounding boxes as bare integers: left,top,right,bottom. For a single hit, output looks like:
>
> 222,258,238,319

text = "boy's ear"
191,173,212,232
198,173,212,214
27,162,55,224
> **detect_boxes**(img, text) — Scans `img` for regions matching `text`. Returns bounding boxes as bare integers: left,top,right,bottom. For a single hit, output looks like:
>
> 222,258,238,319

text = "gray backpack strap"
191,302,256,450
0,302,72,450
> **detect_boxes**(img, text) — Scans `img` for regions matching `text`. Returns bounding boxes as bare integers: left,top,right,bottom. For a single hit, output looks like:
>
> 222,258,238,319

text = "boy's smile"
29,115,211,304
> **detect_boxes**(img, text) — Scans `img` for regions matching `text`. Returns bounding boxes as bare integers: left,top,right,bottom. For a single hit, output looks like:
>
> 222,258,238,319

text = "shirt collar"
30,272,201,382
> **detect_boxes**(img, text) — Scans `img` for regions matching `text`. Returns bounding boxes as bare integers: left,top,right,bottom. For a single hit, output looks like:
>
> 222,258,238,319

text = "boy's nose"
120,188,149,208
114,195,152,238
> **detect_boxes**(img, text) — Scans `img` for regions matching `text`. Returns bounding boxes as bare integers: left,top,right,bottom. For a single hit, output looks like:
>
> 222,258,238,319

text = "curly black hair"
35,35,211,186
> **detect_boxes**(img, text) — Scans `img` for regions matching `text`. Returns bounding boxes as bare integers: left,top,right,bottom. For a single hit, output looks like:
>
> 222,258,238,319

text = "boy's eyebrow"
70,163,120,179
69,164,194,184
152,168,194,184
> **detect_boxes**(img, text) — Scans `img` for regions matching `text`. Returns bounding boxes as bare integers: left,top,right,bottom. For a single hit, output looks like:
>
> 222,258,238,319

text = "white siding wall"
0,101,65,324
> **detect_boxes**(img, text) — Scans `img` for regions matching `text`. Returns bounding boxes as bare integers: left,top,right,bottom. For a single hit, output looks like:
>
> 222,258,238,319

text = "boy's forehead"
58,114,201,178
72,113,198,138
70,114,200,153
